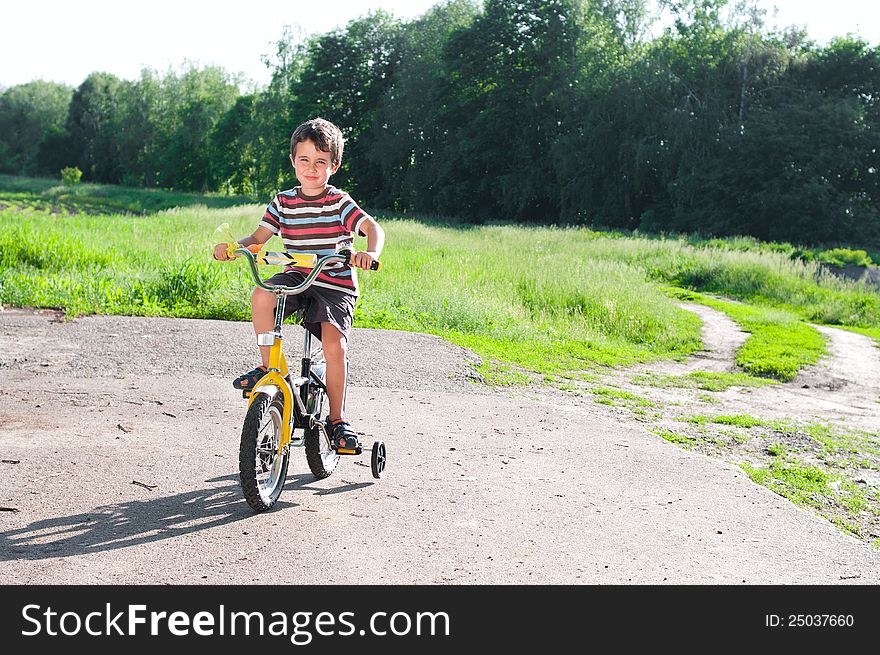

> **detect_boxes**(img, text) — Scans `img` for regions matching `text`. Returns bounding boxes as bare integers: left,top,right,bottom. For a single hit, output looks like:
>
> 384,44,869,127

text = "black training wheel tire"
371,441,386,479
239,393,290,512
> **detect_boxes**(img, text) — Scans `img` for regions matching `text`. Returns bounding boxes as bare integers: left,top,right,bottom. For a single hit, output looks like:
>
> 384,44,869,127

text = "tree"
3,0,877,249
210,93,259,194
679,37,880,246
64,72,126,182
150,66,240,191
114,70,163,186
291,11,405,204
0,81,72,175
427,0,589,221
372,0,480,212
248,26,309,197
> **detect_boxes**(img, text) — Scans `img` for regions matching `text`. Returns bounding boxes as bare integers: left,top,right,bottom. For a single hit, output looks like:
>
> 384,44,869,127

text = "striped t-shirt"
259,185,371,296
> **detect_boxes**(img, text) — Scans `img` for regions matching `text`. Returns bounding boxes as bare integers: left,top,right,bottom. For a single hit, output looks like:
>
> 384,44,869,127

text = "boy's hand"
351,251,379,270
213,242,233,261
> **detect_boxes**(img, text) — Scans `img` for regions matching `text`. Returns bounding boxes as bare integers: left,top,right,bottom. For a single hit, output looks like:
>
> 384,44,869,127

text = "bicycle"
223,243,386,512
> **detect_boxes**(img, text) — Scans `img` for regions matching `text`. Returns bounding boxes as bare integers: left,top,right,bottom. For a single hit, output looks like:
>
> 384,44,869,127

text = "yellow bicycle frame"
246,336,293,455
227,244,370,460
238,250,316,457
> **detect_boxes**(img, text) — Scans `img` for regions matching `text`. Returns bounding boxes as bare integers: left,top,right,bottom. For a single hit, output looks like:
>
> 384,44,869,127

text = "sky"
2,0,879,90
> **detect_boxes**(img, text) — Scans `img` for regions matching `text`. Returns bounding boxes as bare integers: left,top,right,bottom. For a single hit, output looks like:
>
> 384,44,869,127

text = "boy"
214,117,384,452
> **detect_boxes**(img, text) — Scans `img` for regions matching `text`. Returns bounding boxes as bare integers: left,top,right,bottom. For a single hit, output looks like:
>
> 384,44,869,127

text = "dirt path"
1,307,879,584
737,325,880,435
643,302,749,374
583,302,880,428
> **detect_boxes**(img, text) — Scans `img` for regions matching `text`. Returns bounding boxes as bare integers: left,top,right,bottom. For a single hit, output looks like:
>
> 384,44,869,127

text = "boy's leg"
321,321,361,451
251,287,277,368
320,321,348,421
234,287,276,390
235,273,306,390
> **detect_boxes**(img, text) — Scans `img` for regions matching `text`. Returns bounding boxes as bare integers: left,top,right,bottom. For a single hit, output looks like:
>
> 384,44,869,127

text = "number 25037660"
765,614,854,627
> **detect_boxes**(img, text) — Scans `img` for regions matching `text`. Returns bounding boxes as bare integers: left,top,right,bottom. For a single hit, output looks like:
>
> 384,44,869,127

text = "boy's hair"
290,118,344,165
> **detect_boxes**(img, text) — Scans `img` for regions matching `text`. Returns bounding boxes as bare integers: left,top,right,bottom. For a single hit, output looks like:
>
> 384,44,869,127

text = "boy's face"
290,138,339,196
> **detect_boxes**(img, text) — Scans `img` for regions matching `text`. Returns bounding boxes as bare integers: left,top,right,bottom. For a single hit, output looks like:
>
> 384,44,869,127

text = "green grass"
652,428,697,448
668,288,827,381
845,325,880,341
644,239,880,328
740,460,834,510
0,202,705,379
685,235,878,271
475,361,532,386
808,426,880,463
766,442,786,457
683,413,775,428
0,173,257,215
630,370,776,391
740,457,876,535
355,220,705,378
2,174,879,384
816,247,873,268
660,414,880,544
589,386,656,407
0,205,266,318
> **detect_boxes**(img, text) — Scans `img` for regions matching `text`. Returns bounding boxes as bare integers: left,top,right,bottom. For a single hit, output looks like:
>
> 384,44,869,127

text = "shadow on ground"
0,473,371,561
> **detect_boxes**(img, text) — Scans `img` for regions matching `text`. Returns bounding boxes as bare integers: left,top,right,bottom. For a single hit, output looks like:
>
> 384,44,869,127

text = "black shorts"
265,270,356,341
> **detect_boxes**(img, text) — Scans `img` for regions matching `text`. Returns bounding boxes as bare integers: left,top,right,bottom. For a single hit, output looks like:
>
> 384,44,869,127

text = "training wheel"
371,441,386,479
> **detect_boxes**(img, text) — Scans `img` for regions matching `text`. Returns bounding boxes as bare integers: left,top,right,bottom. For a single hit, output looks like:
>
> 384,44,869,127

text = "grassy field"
0,174,256,215
2,176,879,383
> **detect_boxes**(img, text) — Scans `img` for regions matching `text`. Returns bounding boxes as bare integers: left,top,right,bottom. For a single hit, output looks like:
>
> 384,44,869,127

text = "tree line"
1,0,878,248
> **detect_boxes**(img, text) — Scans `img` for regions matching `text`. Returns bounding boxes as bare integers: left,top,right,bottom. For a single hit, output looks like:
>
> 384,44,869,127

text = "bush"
817,248,873,268
60,166,82,186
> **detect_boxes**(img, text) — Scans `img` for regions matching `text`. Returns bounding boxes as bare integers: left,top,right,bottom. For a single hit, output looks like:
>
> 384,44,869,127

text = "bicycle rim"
304,387,338,479
240,394,289,511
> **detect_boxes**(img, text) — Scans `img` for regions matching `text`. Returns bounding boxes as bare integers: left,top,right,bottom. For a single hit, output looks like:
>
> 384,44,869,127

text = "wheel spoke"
240,395,289,511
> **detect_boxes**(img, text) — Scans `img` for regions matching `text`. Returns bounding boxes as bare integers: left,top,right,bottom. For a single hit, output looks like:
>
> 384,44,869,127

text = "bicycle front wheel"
239,393,290,511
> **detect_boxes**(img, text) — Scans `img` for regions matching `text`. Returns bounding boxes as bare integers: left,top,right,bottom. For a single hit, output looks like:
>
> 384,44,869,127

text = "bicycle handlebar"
233,247,379,295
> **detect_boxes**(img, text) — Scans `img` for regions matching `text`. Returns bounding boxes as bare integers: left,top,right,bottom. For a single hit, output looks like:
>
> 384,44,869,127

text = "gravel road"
1,307,879,584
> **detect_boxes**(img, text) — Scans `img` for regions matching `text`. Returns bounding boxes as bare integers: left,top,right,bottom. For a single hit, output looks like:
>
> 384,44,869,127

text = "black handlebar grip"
340,248,381,271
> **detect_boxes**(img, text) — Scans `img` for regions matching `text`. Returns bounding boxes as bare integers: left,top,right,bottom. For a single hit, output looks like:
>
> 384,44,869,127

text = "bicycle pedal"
336,447,361,456
241,390,252,399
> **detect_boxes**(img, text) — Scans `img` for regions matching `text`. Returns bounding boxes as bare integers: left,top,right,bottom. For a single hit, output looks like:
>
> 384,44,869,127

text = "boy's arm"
213,226,274,261
351,217,385,270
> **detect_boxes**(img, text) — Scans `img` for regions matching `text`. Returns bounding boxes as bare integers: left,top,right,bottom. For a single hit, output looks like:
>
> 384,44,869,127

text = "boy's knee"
324,337,347,357
251,288,275,312
321,325,347,357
